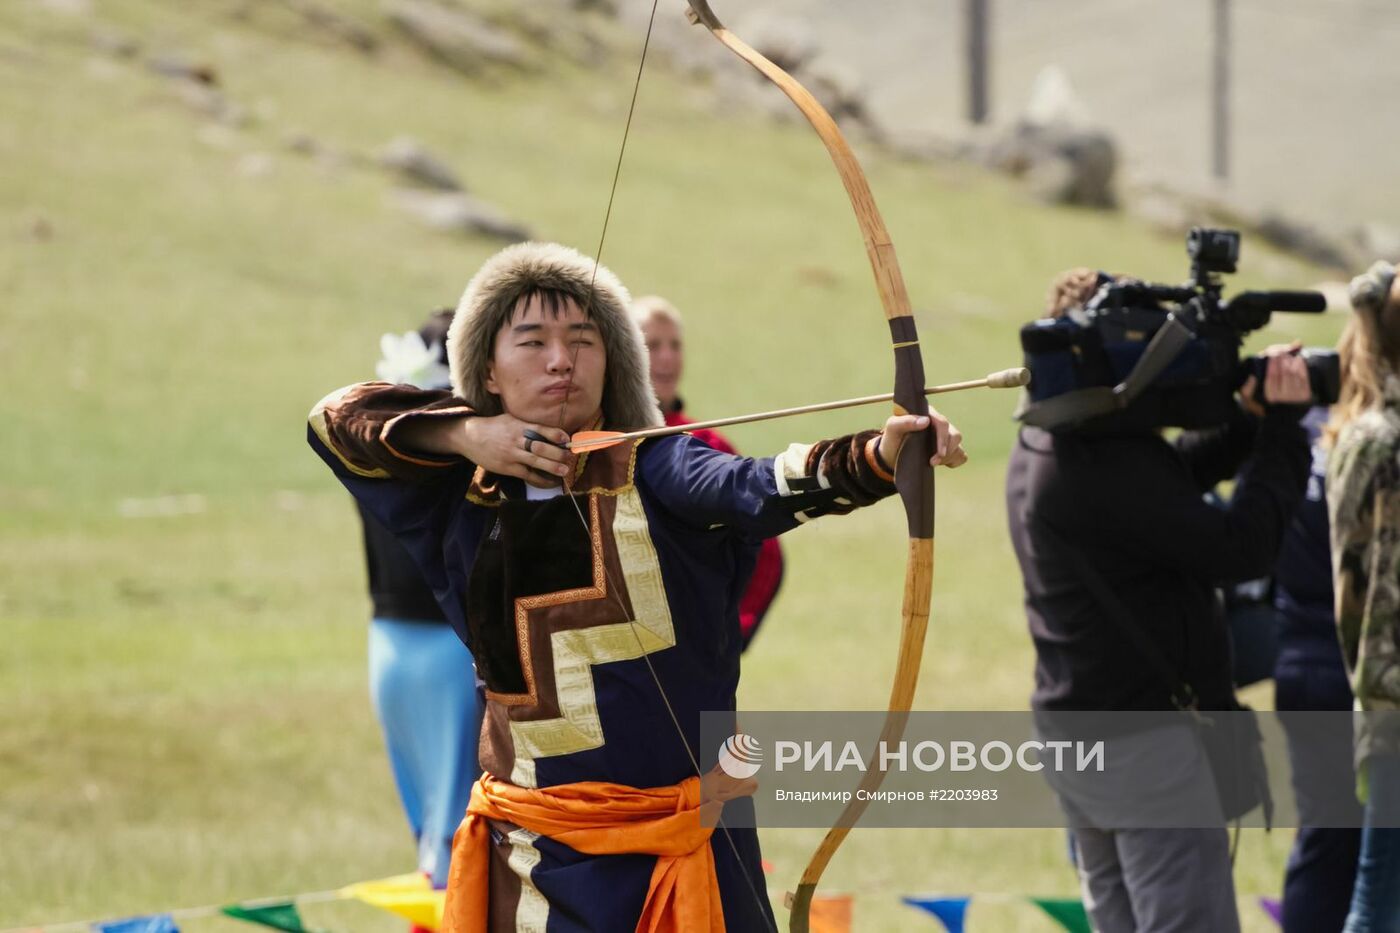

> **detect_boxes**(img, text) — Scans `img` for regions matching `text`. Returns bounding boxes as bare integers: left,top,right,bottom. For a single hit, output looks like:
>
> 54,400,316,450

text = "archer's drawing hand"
460,415,576,488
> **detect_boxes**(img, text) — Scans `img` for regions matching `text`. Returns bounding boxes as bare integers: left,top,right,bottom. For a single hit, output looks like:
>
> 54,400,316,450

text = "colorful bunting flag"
903,896,970,933
1029,897,1091,933
93,914,179,933
341,873,444,930
809,894,852,933
17,879,1252,933
221,901,319,932
1259,896,1282,926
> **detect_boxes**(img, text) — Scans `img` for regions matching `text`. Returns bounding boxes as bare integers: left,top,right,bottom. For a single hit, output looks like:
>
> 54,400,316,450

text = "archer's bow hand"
878,411,967,470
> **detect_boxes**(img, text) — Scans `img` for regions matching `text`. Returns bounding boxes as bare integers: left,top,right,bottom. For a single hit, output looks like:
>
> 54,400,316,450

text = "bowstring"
550,2,777,927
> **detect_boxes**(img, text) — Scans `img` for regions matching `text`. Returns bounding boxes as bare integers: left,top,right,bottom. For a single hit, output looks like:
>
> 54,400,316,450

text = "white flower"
376,330,451,389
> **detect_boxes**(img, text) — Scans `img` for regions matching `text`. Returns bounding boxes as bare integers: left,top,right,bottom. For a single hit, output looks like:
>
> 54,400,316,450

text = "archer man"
307,241,967,933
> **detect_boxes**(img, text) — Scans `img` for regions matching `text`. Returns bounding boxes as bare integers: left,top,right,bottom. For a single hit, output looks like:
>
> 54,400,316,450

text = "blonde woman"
1327,260,1400,932
632,295,785,651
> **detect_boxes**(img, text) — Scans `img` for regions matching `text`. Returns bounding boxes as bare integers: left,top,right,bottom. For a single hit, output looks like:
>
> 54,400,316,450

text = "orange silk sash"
442,768,756,933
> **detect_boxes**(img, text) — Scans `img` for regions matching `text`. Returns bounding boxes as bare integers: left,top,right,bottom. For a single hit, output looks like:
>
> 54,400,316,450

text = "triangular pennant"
902,896,970,933
1258,896,1283,926
810,894,852,933
1029,897,1091,933
93,914,179,933
341,874,443,930
221,901,317,932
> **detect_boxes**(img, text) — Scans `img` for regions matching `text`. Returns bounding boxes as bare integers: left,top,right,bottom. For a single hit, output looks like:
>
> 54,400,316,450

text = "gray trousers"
1045,722,1241,932
1073,826,1239,933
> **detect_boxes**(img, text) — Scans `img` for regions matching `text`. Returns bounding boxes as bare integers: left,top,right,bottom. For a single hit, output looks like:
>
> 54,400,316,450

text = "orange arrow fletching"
568,430,628,453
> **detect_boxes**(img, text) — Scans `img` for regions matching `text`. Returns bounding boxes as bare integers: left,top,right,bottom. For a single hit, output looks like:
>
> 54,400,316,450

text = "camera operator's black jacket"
1006,405,1309,711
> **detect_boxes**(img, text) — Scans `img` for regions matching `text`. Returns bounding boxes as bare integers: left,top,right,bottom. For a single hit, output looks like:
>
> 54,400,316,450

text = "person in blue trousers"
361,310,483,902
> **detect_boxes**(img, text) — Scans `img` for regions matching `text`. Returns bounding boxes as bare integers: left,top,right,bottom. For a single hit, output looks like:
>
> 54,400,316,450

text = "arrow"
569,367,1028,453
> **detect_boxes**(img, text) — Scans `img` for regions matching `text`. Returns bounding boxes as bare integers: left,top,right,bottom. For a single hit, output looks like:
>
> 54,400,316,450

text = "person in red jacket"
632,295,784,651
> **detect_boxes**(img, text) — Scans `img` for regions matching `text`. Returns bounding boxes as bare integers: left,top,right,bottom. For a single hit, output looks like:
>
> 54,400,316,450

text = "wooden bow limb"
684,2,946,928
569,367,1028,453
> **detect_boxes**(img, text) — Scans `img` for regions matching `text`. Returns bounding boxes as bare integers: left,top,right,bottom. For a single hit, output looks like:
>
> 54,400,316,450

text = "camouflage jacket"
1328,375,1400,765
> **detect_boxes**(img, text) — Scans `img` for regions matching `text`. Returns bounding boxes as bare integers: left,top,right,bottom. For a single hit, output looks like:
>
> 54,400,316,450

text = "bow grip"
889,317,935,539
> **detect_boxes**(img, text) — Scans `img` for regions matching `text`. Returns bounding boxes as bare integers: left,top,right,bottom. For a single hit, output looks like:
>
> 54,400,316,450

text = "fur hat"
447,242,663,430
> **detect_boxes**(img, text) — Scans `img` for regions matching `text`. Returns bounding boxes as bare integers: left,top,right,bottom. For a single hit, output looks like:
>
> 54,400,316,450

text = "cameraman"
1006,269,1313,933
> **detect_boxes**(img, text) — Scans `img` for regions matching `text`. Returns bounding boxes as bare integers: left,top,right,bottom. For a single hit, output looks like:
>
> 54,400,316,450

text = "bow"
558,3,940,928
681,3,938,928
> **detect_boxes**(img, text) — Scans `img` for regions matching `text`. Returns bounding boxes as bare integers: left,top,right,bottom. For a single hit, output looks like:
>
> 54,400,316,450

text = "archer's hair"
1326,261,1400,446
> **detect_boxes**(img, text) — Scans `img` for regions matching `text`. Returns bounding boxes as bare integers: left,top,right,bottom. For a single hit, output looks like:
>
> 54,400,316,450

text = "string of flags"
5,878,1288,932
904,895,1090,933
903,894,1286,931
2,874,442,933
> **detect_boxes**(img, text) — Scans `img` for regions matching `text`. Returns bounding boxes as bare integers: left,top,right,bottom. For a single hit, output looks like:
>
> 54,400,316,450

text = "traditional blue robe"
308,382,896,932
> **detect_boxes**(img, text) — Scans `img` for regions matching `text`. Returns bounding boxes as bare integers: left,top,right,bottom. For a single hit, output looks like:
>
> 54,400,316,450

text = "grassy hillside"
0,1,1344,929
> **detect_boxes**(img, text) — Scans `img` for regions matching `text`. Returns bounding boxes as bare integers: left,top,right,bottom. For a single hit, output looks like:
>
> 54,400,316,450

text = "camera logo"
718,733,763,779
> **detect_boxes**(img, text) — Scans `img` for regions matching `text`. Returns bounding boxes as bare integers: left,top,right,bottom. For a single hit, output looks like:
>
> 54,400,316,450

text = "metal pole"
967,0,990,124
1212,0,1230,180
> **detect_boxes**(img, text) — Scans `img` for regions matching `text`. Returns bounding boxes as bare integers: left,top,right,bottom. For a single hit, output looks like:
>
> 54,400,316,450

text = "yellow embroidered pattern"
507,488,675,787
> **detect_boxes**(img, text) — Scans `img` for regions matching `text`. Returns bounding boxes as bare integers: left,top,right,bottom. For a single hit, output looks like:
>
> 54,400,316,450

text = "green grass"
0,0,1346,929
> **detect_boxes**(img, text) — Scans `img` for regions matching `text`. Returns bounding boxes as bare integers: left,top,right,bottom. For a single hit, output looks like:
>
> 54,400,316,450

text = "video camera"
1017,228,1339,432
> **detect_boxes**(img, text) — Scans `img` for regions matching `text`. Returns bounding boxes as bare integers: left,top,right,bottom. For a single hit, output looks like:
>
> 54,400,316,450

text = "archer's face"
485,294,606,434
641,315,683,411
